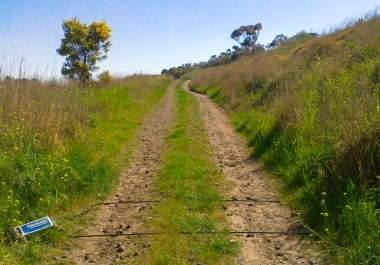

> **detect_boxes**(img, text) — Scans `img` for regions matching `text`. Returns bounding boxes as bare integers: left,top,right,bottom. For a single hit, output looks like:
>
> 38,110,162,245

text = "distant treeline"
161,31,319,78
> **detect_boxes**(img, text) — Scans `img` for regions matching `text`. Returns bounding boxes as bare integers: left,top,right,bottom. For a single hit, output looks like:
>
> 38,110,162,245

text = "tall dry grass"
0,79,85,149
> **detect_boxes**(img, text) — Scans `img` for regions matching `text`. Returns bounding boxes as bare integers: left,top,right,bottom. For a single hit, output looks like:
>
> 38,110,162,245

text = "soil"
63,80,324,264
65,81,177,264
184,81,324,265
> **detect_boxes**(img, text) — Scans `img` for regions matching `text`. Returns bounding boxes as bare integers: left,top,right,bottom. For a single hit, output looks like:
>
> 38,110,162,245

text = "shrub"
97,70,113,84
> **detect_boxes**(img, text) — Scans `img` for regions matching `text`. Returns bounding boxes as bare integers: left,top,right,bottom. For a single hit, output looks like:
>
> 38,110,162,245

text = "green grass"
0,75,171,264
190,85,229,105
135,81,237,265
190,15,380,264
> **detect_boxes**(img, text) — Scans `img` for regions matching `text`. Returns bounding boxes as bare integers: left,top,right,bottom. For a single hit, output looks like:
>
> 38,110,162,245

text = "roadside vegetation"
136,80,237,264
0,72,172,264
190,11,380,264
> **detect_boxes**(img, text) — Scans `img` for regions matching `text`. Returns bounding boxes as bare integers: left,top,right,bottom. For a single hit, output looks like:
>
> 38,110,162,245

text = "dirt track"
66,81,177,264
65,80,322,264
184,81,321,264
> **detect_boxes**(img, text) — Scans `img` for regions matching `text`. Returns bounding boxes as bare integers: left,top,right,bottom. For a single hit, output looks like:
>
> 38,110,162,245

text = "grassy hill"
190,13,380,264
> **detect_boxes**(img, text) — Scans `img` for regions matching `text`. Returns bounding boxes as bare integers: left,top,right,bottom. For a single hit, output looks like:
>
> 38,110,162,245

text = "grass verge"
190,14,380,264
0,75,172,264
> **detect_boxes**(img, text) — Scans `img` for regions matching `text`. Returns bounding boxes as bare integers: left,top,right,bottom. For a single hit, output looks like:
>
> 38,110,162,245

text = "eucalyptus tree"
266,34,288,49
231,23,262,50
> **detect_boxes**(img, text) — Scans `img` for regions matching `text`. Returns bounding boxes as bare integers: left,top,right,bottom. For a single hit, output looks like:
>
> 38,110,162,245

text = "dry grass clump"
290,37,336,59
191,53,281,110
0,79,85,149
334,28,357,41
290,44,306,56
0,73,166,149
271,54,291,67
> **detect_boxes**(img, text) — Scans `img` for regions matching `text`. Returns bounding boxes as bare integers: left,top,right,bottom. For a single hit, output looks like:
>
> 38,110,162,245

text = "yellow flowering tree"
97,70,113,84
56,18,112,86
168,67,182,78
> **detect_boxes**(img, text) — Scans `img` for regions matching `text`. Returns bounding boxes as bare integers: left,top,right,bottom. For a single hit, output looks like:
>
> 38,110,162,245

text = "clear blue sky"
0,0,379,78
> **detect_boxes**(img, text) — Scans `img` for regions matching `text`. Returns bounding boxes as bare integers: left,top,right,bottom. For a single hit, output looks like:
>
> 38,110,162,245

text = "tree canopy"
230,23,262,50
56,18,112,85
97,70,112,84
266,34,288,49
168,67,182,78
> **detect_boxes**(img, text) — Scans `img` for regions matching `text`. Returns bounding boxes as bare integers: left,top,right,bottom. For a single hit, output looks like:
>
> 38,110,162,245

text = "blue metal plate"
19,217,54,235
